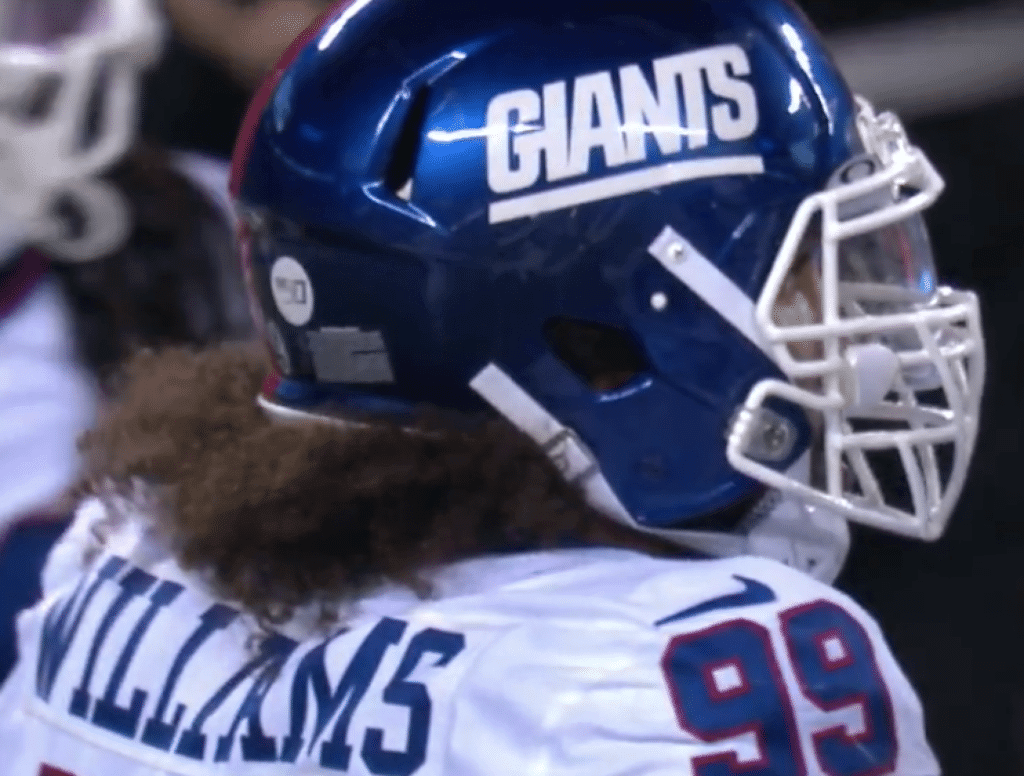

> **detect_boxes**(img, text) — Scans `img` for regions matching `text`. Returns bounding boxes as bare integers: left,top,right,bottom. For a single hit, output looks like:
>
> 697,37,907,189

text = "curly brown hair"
77,344,677,625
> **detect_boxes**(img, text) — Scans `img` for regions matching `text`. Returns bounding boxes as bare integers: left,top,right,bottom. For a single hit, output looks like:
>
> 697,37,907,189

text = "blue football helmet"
231,0,985,582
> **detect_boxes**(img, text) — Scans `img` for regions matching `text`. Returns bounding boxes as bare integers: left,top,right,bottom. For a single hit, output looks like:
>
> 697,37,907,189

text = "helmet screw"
762,420,791,456
650,292,668,311
667,242,686,262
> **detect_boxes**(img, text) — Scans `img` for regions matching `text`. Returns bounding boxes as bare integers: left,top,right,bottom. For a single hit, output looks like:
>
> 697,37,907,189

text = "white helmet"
0,0,163,263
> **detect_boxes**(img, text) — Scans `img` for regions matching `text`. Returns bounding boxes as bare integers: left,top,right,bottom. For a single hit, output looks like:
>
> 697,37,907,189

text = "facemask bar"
0,0,162,261
729,97,985,540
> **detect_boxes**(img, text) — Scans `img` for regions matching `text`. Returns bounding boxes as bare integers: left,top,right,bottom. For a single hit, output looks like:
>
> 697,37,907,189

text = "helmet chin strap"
469,363,851,583
671,453,850,584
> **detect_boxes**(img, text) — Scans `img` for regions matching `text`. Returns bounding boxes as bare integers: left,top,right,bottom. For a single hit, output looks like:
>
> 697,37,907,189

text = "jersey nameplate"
33,555,466,773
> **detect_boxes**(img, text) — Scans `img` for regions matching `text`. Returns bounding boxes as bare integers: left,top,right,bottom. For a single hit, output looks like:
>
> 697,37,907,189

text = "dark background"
138,2,1024,773
807,4,1024,776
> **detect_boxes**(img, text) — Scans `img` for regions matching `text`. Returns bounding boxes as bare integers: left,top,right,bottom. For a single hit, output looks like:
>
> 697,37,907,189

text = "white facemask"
0,0,162,261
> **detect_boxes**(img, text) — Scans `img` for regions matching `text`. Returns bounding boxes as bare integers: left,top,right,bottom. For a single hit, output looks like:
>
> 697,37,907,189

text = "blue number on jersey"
362,627,466,776
663,620,807,776
662,589,899,776
781,600,898,776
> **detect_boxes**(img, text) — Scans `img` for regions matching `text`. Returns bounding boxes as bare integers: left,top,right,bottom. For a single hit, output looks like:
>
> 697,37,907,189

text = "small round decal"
270,256,314,326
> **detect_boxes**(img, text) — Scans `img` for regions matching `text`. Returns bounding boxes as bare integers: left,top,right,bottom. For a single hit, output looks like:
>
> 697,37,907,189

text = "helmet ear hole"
543,317,649,392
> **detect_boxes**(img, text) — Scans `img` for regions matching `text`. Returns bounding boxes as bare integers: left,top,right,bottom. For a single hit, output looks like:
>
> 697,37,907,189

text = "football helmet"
231,0,984,581
0,0,163,263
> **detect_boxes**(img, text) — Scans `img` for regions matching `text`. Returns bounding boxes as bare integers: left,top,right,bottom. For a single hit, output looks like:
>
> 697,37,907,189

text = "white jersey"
0,273,98,531
0,150,232,533
0,499,940,776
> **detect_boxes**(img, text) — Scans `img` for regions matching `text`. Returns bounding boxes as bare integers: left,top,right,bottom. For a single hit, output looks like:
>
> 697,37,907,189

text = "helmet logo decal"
485,44,763,224
270,256,314,326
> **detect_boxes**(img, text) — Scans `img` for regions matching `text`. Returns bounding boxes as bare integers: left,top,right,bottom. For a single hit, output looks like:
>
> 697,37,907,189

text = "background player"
0,0,251,680
0,1,983,774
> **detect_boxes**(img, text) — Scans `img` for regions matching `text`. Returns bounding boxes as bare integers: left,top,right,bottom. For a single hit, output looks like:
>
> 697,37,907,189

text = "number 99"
662,599,899,776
